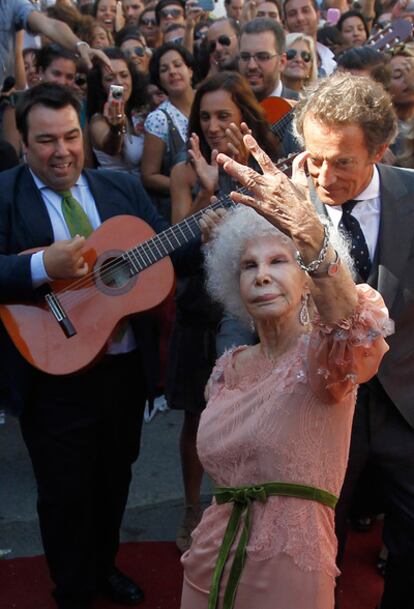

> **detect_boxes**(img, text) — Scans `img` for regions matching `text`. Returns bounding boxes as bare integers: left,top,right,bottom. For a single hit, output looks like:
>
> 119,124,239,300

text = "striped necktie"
59,190,93,239
339,200,371,281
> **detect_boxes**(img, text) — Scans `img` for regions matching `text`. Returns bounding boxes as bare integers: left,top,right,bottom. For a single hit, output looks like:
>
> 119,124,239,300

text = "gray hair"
294,72,398,156
204,206,355,324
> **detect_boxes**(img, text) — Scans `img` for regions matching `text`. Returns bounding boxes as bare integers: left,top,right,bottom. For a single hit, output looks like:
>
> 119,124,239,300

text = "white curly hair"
204,206,355,324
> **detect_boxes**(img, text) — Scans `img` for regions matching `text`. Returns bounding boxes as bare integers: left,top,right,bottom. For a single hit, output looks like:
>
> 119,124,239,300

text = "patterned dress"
181,285,392,609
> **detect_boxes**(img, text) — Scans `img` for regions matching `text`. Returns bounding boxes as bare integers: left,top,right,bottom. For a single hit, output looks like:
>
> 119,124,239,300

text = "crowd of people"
1,1,414,609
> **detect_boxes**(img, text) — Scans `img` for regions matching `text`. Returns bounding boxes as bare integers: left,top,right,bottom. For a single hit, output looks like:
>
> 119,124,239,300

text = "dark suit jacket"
0,165,200,415
312,164,414,428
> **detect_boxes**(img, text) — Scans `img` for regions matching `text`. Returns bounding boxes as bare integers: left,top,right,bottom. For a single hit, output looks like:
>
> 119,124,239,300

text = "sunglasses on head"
140,17,157,26
124,46,146,57
161,8,183,18
209,35,233,53
286,48,311,63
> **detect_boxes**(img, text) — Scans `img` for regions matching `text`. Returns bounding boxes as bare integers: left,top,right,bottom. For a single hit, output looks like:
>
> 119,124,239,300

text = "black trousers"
335,381,414,609
19,350,147,605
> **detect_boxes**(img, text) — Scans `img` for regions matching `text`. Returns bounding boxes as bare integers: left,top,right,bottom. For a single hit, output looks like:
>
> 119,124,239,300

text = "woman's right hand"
103,98,126,130
188,133,219,195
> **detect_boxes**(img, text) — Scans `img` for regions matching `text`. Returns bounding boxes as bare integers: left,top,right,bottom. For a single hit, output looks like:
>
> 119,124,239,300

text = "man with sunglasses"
239,18,298,102
207,18,240,73
139,7,162,49
155,0,186,34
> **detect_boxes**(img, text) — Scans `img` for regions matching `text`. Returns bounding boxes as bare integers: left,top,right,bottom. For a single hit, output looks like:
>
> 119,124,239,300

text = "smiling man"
0,82,200,609
239,18,298,101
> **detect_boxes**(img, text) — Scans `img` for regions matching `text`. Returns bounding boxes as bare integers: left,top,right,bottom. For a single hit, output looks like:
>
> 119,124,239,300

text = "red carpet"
0,527,384,609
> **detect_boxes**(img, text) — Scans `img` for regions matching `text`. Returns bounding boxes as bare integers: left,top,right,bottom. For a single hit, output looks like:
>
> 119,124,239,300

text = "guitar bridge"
45,292,77,338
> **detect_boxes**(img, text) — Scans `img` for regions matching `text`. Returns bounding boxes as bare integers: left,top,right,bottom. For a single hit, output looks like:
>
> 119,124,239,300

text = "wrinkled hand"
43,236,89,279
216,134,320,240
199,206,227,243
225,122,252,165
188,132,219,195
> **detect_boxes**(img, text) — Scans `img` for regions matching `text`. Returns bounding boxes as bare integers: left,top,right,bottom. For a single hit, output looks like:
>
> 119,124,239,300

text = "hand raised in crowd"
241,0,257,24
185,0,204,27
199,206,228,243
77,43,113,72
188,132,220,195
217,133,321,242
43,236,89,280
225,121,252,166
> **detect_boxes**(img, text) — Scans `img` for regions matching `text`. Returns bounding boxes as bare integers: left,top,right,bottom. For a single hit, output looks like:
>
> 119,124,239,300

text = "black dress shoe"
101,568,144,606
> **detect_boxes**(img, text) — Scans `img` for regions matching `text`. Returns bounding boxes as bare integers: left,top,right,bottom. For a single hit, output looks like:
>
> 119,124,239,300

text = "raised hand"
188,132,219,195
216,134,321,242
225,122,252,166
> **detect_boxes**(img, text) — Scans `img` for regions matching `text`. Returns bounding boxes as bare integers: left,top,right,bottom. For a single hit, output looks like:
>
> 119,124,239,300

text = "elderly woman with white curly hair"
179,136,393,609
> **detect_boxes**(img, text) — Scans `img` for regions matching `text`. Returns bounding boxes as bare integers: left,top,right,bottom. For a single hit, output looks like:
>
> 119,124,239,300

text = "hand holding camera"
104,85,126,134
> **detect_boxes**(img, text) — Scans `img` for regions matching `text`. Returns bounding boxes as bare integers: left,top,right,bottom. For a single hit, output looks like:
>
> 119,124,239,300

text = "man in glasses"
139,6,162,49
155,0,186,34
207,18,240,73
239,18,298,102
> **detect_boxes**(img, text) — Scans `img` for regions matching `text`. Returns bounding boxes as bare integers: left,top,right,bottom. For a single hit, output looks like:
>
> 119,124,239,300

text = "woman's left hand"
217,133,321,240
225,121,252,166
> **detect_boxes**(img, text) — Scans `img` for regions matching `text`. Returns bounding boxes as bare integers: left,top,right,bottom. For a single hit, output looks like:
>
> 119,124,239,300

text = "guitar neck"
124,193,237,274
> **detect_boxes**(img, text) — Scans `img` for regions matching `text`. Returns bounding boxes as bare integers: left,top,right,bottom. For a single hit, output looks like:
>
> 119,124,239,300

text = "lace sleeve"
308,284,393,403
205,350,235,402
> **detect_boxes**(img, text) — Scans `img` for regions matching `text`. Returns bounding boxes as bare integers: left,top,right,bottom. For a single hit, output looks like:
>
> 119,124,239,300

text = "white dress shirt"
324,165,381,262
29,170,136,354
269,80,283,98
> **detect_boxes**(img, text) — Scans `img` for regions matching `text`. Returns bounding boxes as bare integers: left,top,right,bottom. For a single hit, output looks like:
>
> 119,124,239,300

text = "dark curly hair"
86,47,148,120
188,71,281,161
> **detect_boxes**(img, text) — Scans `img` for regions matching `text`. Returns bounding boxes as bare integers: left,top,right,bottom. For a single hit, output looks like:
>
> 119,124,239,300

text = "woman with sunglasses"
116,26,152,76
282,33,318,93
141,42,195,220
167,71,281,555
87,47,148,174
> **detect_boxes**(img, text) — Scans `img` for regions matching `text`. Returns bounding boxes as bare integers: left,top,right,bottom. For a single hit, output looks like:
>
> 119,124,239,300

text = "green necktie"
59,190,94,238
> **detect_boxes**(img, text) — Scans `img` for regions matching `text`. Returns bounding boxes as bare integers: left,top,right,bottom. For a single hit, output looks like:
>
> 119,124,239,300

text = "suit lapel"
17,166,54,247
84,170,123,222
376,164,414,311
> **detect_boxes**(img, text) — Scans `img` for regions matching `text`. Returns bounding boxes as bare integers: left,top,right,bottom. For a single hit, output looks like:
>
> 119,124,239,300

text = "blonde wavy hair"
285,32,318,86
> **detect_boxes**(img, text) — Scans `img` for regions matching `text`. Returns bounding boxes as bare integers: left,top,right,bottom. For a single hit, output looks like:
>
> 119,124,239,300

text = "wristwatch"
76,41,90,52
309,250,341,278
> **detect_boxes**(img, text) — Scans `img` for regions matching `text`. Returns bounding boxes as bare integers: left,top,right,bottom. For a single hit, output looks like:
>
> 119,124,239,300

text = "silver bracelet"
295,224,330,274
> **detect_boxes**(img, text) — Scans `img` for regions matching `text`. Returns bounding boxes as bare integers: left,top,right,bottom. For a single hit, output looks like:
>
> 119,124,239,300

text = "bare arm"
141,133,170,194
14,30,26,90
217,135,358,324
27,11,112,70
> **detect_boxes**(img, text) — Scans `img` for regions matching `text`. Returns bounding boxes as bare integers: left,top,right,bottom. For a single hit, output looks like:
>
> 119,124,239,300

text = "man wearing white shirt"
0,83,200,609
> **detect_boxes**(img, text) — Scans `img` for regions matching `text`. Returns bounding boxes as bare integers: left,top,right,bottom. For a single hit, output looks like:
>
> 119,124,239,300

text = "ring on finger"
116,113,123,119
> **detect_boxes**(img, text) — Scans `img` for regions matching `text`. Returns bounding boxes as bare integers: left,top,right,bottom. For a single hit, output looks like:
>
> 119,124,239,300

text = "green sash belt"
208,481,338,609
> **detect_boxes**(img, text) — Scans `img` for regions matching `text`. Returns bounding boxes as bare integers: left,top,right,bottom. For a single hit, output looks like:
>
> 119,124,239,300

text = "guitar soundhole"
95,249,138,296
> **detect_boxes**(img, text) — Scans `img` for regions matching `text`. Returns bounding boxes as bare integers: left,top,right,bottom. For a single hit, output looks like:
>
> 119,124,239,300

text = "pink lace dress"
181,285,392,609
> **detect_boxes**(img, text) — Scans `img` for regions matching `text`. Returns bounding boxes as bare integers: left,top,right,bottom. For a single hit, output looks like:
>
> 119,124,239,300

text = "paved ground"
0,404,212,559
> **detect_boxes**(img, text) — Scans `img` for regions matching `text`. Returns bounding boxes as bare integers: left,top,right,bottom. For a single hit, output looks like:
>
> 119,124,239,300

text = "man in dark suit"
0,83,199,609
239,18,299,103
214,72,414,609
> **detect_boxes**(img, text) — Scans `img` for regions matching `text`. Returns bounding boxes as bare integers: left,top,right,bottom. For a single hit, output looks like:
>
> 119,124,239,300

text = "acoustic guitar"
0,157,295,376
260,18,413,128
